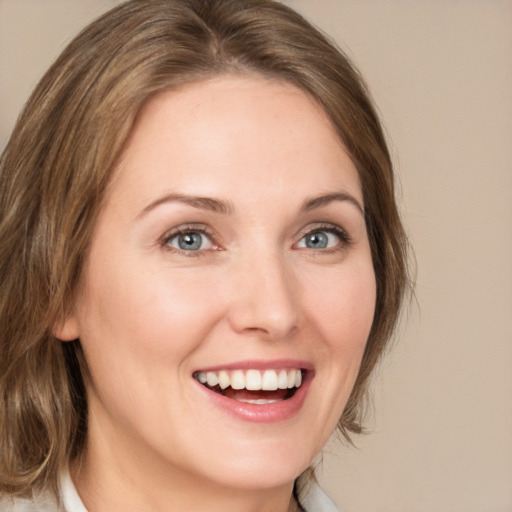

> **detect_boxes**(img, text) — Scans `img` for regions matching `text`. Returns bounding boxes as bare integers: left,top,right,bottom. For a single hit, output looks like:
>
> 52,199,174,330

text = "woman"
0,1,409,510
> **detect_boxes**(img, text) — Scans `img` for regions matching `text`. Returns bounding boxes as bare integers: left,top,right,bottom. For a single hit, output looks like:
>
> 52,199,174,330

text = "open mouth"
193,368,305,405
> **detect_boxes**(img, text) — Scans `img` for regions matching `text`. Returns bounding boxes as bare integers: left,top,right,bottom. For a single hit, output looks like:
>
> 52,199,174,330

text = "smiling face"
59,75,376,506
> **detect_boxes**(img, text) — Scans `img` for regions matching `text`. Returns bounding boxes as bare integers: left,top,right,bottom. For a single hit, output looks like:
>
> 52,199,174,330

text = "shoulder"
0,492,61,512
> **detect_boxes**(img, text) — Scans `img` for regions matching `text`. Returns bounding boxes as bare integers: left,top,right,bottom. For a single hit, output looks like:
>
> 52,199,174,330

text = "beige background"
1,1,511,511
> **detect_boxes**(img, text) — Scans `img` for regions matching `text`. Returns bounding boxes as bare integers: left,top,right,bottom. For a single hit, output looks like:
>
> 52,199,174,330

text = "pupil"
178,233,202,250
307,232,328,249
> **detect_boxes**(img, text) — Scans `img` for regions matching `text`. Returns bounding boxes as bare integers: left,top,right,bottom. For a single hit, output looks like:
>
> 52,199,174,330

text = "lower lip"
194,373,312,423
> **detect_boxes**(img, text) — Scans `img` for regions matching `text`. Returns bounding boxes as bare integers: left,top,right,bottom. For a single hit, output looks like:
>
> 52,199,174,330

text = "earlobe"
52,315,80,342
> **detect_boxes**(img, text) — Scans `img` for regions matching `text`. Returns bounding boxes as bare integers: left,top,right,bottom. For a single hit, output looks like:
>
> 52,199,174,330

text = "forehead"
110,75,362,210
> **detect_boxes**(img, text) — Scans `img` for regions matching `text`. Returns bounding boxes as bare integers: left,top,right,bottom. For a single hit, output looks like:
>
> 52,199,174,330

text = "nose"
227,251,299,340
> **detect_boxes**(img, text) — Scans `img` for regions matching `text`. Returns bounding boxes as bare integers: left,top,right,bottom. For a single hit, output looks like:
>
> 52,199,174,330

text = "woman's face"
61,76,376,492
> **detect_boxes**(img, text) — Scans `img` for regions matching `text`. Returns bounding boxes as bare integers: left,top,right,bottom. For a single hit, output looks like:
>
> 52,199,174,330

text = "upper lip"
193,359,314,373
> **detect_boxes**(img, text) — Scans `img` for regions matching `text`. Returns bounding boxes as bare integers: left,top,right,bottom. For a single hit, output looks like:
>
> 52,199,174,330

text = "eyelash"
160,222,352,257
160,224,218,258
295,223,352,253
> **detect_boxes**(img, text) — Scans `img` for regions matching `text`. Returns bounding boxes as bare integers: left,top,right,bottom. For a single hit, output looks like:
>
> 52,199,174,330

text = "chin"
179,424,327,492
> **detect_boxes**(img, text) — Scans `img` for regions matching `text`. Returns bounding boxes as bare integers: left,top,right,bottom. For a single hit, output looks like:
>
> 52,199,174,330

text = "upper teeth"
194,369,302,391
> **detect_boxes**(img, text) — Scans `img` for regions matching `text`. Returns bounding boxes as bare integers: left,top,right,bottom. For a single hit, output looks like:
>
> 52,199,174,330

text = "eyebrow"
301,192,364,215
137,193,233,219
137,190,363,220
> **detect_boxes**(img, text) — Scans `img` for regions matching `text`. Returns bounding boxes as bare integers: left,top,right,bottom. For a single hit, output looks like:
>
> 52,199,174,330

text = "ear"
52,314,80,342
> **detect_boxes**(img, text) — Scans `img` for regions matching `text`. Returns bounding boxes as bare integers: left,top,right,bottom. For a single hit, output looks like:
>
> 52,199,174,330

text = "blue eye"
167,231,213,251
297,229,342,250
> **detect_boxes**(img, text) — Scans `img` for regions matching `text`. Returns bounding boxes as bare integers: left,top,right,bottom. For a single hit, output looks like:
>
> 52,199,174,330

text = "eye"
297,231,337,249
295,226,348,251
165,230,213,252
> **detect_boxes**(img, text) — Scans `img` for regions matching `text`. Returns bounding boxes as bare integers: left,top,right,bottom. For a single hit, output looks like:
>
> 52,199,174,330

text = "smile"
193,368,304,405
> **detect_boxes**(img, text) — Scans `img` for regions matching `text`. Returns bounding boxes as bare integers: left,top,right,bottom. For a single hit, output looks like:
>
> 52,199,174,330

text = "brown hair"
0,0,409,498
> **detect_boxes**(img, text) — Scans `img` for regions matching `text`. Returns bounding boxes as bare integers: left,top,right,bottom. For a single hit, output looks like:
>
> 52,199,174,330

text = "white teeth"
261,370,278,391
206,372,218,387
218,370,230,390
237,398,280,404
195,368,304,392
287,370,295,389
295,369,302,387
245,369,262,390
277,370,289,389
231,370,245,390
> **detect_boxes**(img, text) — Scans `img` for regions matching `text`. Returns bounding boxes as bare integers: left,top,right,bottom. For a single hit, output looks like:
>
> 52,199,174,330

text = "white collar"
297,478,340,512
59,468,87,512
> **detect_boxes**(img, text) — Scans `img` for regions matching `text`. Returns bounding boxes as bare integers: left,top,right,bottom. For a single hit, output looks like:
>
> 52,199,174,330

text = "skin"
57,75,376,512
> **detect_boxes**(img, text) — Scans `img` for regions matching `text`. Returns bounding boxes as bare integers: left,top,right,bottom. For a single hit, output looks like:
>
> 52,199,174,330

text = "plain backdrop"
1,1,511,511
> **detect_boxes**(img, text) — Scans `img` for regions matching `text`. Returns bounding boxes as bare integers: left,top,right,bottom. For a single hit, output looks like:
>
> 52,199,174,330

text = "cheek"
74,259,229,438
296,261,376,448
307,263,376,354
76,254,226,371
306,260,375,416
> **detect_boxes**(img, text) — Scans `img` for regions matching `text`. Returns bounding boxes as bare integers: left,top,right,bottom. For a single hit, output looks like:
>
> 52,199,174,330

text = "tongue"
223,388,291,402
